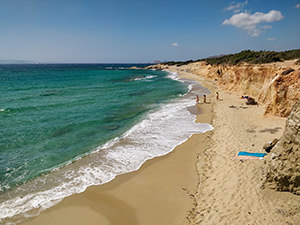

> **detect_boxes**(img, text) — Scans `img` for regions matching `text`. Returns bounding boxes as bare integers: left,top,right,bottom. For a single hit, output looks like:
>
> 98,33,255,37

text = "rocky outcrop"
265,69,300,117
146,60,300,117
263,101,300,194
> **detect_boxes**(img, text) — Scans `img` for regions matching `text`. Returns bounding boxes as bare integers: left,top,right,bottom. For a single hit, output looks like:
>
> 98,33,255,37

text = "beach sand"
21,73,300,225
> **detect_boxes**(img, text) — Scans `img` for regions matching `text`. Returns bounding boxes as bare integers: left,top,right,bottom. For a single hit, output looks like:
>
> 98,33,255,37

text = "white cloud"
171,42,179,47
267,37,276,41
296,3,300,8
224,0,248,13
222,10,284,36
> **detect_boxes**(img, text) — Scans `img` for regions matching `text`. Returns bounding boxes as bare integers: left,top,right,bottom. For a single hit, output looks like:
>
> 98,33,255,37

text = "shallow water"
0,64,212,224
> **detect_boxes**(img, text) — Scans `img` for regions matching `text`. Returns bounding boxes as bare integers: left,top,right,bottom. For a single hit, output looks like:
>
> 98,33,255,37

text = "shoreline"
18,72,215,225
20,70,300,225
1,69,211,225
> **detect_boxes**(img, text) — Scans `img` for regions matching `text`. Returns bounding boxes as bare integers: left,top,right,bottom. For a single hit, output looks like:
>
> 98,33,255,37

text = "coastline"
20,70,300,225
19,72,214,225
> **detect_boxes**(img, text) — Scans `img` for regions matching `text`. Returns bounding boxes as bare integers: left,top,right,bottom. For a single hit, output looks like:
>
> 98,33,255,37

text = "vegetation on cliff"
204,49,300,65
162,49,300,66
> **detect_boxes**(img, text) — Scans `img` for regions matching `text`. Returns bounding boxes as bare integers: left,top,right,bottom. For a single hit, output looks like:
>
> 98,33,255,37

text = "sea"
0,64,213,224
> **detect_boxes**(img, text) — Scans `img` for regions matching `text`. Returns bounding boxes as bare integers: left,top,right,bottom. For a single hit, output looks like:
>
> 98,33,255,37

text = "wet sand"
21,72,300,225
21,75,214,225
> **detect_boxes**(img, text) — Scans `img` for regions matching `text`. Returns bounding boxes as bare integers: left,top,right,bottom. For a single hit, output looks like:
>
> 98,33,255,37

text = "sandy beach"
21,72,300,225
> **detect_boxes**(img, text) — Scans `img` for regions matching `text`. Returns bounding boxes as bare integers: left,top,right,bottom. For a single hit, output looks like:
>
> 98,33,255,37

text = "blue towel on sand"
238,151,267,158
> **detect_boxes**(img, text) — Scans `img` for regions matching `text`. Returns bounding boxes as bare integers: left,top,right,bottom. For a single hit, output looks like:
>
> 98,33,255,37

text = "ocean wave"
166,71,180,81
133,75,157,81
0,108,10,114
0,93,213,224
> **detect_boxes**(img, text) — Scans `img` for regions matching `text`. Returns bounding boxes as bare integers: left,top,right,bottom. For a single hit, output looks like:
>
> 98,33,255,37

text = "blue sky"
0,0,299,63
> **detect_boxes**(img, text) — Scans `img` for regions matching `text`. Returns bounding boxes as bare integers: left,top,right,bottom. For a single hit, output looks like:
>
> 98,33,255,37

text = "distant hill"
161,49,300,66
0,60,36,64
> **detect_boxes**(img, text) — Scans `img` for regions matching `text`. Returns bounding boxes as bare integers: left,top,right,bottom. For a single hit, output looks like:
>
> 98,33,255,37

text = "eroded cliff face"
263,101,300,194
147,60,300,117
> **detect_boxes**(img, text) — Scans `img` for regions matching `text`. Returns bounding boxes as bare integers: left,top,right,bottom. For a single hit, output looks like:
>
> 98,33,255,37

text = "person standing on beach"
196,95,200,104
203,95,207,104
216,92,219,101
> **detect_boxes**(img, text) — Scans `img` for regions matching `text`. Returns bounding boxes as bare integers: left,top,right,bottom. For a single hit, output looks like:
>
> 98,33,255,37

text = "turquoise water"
0,64,213,224
0,64,186,192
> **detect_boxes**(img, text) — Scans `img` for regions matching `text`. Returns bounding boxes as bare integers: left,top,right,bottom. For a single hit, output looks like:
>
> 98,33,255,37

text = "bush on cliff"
161,49,300,66
203,49,300,65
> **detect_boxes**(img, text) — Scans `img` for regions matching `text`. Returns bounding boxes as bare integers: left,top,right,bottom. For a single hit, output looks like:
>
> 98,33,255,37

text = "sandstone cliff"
147,60,300,196
263,101,300,194
147,60,300,117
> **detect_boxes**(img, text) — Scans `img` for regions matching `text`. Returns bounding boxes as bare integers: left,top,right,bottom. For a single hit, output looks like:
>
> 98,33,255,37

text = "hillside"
161,49,300,66
146,59,300,118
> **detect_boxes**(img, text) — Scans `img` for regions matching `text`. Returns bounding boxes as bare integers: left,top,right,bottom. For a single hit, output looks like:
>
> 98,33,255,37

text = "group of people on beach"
196,92,219,104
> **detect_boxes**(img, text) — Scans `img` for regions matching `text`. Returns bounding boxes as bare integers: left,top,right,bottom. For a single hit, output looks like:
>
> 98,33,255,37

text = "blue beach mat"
238,151,267,158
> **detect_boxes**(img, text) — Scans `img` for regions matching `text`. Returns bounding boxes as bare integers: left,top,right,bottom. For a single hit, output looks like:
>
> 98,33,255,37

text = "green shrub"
203,49,300,65
161,49,300,66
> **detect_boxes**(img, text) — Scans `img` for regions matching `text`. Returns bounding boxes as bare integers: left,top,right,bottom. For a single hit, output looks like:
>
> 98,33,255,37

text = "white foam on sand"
0,75,213,224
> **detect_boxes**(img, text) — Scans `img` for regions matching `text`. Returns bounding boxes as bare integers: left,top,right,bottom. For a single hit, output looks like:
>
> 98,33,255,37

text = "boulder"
263,101,300,194
246,97,258,105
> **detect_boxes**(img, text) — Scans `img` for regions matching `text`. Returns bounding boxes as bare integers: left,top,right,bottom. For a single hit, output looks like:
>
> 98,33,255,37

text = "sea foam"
0,73,213,224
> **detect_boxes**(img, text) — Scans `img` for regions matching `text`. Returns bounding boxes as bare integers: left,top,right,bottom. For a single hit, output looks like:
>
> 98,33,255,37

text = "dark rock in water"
281,69,295,75
263,100,300,195
129,90,150,96
104,125,120,130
